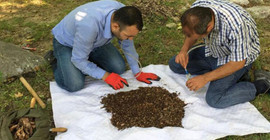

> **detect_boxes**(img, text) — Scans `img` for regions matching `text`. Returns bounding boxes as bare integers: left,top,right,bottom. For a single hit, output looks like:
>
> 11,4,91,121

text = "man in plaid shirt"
169,0,269,108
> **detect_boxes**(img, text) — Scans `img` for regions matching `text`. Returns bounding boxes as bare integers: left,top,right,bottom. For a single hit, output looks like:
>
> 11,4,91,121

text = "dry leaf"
15,92,23,98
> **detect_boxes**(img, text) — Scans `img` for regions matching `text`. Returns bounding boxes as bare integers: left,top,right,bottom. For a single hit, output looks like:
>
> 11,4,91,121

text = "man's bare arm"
186,59,246,91
176,37,197,68
203,59,246,82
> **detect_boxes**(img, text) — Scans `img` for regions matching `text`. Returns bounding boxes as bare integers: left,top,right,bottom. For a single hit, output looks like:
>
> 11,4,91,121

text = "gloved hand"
135,72,161,84
104,73,129,90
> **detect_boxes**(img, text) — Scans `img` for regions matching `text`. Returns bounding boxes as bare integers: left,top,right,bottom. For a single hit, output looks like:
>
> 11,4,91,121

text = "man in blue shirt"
51,0,160,92
169,0,270,108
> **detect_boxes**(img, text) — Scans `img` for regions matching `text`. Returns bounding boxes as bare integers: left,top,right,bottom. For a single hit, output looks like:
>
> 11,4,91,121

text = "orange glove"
105,73,129,90
135,72,161,84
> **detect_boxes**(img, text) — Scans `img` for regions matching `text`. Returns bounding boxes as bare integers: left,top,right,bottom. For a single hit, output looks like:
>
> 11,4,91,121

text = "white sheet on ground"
50,65,270,140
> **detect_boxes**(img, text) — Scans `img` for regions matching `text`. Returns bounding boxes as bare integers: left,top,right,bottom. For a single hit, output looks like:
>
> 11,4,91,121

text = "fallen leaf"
15,92,23,98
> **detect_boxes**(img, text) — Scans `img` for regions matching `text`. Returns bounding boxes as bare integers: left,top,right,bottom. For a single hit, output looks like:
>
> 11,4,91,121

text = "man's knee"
55,77,84,92
205,94,226,109
108,58,125,74
113,64,125,75
65,80,85,92
168,56,177,72
168,56,185,74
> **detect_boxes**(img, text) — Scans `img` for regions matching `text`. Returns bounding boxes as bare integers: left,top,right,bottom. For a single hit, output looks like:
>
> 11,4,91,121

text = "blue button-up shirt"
192,0,260,66
52,0,140,79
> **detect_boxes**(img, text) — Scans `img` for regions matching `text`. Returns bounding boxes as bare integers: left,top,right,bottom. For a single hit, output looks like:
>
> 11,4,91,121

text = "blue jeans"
52,38,126,92
169,46,256,108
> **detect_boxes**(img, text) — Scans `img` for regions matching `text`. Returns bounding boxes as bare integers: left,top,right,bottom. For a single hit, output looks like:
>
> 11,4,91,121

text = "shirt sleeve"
228,25,248,63
119,40,140,75
71,18,106,79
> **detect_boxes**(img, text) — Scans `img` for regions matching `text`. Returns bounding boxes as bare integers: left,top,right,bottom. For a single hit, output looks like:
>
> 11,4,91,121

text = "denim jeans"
169,46,256,108
52,38,126,92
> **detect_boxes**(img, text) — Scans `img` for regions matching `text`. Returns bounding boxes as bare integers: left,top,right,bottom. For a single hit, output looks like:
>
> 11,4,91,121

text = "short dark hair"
113,6,143,31
181,7,212,35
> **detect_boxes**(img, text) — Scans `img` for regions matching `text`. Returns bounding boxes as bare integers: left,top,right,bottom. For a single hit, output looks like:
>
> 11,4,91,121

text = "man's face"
112,24,139,41
182,26,208,40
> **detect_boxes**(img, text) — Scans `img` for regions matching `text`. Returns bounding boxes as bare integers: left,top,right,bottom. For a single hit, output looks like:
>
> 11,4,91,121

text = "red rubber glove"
135,72,161,84
104,73,129,90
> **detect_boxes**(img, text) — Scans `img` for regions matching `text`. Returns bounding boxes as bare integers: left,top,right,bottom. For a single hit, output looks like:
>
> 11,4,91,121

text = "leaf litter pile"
9,117,36,140
132,0,178,22
101,87,186,130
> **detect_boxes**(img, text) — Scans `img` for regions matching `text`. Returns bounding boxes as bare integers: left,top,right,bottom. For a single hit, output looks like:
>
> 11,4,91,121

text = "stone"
230,0,249,6
166,23,177,28
0,41,45,83
172,16,180,22
250,0,264,4
247,6,270,19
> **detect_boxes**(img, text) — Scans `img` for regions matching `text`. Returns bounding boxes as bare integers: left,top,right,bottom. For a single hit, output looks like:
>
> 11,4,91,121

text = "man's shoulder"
72,0,124,21
192,0,239,10
194,0,249,29
82,0,124,9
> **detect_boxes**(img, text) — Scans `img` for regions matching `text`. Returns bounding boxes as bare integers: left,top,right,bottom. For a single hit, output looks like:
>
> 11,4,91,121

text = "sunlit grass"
0,0,48,18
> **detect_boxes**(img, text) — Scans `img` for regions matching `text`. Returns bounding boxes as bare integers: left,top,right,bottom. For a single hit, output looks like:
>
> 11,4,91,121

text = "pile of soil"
9,117,36,140
132,0,177,22
101,87,186,130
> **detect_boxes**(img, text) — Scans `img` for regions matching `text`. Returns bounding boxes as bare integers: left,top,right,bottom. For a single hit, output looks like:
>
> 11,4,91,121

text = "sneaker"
44,50,56,65
254,70,270,95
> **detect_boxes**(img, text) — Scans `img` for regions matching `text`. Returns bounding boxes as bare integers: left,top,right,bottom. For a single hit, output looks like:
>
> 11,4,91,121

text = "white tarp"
50,65,270,140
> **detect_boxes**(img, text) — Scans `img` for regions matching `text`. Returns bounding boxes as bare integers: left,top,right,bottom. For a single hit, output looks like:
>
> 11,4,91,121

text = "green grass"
23,21,56,42
132,19,184,65
0,20,16,42
0,20,14,31
0,0,269,139
163,0,188,8
0,71,2,83
252,59,262,70
0,65,53,112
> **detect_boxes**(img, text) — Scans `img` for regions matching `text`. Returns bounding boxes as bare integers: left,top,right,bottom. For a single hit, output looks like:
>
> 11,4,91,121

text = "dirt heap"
132,0,178,22
101,87,186,130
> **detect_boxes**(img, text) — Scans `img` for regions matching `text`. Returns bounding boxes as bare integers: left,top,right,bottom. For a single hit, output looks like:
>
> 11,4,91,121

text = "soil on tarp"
101,87,186,130
9,117,36,140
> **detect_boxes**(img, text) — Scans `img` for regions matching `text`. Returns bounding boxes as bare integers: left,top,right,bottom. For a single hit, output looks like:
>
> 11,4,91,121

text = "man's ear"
111,22,120,31
206,22,213,33
206,16,214,33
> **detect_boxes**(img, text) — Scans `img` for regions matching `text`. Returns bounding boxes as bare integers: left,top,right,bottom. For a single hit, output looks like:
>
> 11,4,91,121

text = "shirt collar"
211,8,219,33
205,8,219,41
104,10,115,39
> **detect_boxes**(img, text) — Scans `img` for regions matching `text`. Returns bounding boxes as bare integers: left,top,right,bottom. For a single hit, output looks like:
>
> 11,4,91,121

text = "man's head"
111,6,143,41
181,7,214,39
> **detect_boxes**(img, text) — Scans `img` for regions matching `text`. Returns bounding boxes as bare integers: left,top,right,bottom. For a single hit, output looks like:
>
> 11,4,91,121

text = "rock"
250,0,264,4
172,16,180,22
47,98,52,103
230,0,249,6
179,6,188,13
262,31,270,37
0,41,45,83
142,26,147,30
166,23,177,28
247,6,270,19
23,27,33,34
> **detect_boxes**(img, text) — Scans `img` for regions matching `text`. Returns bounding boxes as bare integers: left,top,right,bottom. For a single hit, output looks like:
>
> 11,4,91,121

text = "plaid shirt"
192,0,260,66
